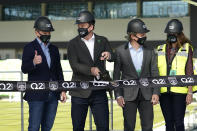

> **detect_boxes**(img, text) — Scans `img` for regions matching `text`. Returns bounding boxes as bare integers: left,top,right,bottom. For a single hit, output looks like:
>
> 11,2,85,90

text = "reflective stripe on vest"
157,43,189,94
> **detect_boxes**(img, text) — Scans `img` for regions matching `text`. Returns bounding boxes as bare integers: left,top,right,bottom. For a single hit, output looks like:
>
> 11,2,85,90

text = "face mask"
167,34,177,43
39,34,51,44
78,28,89,38
136,36,147,45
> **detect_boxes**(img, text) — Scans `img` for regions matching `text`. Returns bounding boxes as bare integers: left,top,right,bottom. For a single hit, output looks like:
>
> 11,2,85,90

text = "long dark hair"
167,32,191,48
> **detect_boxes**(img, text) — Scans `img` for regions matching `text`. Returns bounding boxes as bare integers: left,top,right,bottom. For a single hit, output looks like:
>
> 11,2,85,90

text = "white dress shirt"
81,34,95,61
128,42,143,76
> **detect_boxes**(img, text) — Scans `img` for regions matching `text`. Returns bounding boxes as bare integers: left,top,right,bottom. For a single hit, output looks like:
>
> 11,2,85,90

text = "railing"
185,108,197,131
0,71,25,131
1,71,197,131
0,71,114,131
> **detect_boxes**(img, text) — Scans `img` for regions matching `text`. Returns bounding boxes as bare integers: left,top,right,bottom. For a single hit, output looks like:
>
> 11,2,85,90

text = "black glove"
95,70,112,81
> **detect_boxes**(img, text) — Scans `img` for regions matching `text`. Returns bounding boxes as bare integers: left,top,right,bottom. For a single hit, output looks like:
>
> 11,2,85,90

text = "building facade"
0,0,195,59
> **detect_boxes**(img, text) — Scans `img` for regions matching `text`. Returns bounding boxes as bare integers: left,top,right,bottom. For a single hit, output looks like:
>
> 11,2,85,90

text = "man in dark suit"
67,11,114,131
21,16,66,131
114,19,160,131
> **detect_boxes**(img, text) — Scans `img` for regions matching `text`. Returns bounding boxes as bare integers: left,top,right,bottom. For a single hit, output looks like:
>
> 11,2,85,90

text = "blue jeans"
28,92,58,131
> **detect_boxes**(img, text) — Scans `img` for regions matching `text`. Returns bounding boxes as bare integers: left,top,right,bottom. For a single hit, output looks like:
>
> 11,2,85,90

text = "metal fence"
1,71,197,131
0,71,115,131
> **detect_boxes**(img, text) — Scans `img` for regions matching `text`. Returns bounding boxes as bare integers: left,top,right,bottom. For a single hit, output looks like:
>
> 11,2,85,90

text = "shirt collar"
81,34,95,42
128,42,143,51
36,37,50,48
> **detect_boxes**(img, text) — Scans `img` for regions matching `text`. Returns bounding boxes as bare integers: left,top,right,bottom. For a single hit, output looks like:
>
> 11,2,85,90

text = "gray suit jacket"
67,34,114,98
114,43,160,101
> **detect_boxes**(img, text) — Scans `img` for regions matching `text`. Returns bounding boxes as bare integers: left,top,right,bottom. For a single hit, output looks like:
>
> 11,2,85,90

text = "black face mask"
136,36,147,45
39,35,51,44
167,34,177,43
78,28,89,38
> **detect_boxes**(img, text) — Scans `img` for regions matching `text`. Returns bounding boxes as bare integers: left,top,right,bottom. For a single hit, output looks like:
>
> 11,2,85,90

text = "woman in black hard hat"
157,19,193,131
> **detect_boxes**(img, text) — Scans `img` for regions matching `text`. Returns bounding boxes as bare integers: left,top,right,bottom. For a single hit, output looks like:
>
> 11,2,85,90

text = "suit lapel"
94,35,101,61
33,39,49,69
49,45,54,69
77,36,94,64
124,44,139,77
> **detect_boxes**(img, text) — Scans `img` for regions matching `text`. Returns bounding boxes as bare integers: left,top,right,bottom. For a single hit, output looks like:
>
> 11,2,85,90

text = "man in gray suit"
114,19,160,131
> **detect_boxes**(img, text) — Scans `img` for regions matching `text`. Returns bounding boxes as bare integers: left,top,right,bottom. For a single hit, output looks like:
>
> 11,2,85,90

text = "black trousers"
160,93,187,131
71,90,109,131
123,90,153,131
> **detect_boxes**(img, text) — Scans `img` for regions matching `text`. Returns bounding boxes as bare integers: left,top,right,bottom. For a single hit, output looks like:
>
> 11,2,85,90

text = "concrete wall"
0,48,66,60
0,17,190,42
0,17,190,59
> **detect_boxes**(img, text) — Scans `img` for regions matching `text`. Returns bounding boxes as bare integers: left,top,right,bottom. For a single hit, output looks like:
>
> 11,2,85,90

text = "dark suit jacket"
67,34,114,98
21,39,64,101
114,43,160,101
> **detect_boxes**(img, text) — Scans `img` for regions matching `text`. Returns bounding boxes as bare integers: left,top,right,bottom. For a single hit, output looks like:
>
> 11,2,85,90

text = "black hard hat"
34,16,54,32
76,11,95,24
164,19,183,34
127,19,150,34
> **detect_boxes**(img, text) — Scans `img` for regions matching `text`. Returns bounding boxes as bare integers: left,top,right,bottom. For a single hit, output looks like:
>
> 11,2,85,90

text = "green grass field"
0,100,196,131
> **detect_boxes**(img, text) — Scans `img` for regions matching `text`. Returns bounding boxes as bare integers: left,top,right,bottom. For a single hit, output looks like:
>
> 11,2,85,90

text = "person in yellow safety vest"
157,19,193,131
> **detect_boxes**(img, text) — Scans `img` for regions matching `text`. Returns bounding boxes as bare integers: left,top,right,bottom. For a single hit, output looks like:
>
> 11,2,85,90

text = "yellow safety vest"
157,43,190,94
193,57,197,92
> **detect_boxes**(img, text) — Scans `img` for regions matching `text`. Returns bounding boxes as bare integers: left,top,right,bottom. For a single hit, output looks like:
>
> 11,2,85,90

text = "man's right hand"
91,67,100,77
116,96,125,108
60,91,67,103
33,50,42,65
